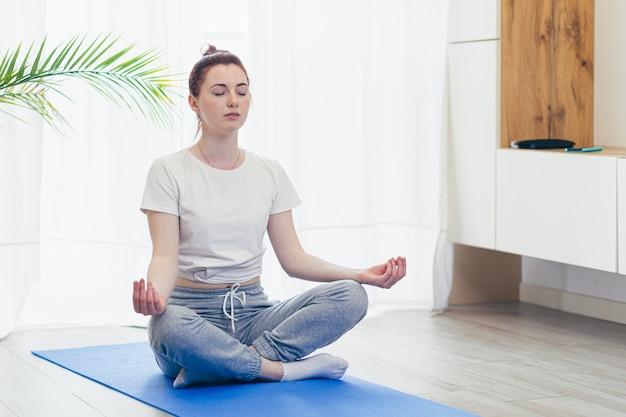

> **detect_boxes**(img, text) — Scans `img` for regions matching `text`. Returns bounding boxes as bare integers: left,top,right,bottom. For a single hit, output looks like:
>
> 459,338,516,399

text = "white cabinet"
618,159,626,274
447,0,626,319
448,0,500,42
447,0,500,249
447,41,499,249
496,149,617,272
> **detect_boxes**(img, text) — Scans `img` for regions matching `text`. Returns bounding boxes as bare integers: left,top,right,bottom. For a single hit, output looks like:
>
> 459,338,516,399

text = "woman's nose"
227,93,239,108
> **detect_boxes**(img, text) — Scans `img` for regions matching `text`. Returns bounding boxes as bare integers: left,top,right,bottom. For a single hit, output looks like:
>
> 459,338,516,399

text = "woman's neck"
195,136,242,170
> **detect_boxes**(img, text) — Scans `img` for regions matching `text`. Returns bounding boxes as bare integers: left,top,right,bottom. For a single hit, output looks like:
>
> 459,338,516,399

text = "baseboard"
520,282,626,325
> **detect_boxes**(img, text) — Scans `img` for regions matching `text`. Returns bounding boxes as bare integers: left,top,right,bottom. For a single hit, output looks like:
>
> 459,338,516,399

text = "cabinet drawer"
496,149,617,272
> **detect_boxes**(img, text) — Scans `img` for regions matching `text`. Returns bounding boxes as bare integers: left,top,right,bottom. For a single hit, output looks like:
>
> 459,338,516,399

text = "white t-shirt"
140,148,301,284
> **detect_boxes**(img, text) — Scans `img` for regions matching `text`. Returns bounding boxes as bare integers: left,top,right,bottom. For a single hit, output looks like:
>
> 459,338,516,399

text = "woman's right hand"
133,278,166,316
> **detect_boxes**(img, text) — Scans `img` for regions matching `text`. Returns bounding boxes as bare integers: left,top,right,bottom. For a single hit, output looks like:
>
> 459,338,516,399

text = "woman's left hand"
357,256,406,289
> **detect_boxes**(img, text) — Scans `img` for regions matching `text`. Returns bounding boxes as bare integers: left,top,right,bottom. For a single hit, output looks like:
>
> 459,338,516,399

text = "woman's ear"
188,94,199,113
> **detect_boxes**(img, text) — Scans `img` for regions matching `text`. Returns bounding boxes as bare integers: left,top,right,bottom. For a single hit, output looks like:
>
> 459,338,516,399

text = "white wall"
594,0,626,148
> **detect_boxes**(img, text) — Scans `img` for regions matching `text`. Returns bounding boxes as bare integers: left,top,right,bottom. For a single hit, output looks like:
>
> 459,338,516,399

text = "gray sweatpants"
148,280,368,382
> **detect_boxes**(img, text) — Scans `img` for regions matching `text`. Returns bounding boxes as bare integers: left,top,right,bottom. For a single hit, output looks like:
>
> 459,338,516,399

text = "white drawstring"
219,283,247,333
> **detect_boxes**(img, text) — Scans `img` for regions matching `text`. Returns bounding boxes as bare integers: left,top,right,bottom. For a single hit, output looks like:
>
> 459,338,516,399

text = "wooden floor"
1,302,625,416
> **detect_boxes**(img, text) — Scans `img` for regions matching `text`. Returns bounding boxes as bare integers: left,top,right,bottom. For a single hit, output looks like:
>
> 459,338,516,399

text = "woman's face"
189,64,250,136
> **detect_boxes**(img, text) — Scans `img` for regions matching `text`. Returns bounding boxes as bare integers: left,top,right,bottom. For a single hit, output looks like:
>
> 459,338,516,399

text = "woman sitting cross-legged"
132,44,406,388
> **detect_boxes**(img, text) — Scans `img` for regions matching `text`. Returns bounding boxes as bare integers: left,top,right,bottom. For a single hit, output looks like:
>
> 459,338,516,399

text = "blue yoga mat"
33,342,479,417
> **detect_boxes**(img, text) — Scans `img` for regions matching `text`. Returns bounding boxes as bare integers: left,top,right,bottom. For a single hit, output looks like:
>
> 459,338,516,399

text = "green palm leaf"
0,33,180,132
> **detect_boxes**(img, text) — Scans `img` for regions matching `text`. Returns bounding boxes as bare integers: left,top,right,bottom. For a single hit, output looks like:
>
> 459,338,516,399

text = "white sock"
280,353,349,382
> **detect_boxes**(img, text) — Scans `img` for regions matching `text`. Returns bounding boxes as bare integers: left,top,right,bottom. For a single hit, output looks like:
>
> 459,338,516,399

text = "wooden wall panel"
501,0,594,148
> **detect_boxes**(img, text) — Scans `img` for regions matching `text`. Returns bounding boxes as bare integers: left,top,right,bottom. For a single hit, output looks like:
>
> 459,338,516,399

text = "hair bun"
200,43,218,57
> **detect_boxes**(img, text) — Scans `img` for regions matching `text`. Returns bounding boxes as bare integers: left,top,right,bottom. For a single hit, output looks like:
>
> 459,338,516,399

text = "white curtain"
2,0,449,337
245,0,450,307
6,0,184,335
0,0,46,338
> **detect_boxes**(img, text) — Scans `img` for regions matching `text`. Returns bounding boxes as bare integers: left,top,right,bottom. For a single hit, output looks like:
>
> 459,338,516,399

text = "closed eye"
236,85,249,96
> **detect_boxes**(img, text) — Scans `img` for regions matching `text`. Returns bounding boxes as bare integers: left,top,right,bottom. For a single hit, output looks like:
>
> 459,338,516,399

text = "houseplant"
0,33,179,338
0,33,179,132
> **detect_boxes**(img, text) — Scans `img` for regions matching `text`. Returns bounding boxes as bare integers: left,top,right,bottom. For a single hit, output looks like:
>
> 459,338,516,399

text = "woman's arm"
133,210,180,316
267,210,406,288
